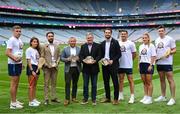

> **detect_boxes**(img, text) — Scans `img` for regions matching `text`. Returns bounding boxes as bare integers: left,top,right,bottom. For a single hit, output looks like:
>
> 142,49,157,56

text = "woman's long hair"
29,37,40,54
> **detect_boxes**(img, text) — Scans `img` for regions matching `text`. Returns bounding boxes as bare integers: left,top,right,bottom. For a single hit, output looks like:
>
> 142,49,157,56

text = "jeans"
83,73,98,101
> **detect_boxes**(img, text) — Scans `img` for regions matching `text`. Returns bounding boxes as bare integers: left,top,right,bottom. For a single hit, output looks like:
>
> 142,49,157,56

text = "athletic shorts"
157,65,173,72
139,63,154,74
118,68,133,75
26,64,40,76
8,64,22,76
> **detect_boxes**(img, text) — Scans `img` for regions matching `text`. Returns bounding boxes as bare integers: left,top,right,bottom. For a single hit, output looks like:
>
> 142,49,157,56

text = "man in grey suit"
41,32,60,105
60,37,81,106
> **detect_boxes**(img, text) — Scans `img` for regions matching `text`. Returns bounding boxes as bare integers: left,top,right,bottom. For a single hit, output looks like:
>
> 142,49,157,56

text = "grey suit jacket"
60,46,81,73
40,43,60,70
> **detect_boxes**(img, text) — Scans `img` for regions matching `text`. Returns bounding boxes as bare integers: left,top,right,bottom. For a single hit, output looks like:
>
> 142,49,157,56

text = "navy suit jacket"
100,38,121,69
79,42,101,74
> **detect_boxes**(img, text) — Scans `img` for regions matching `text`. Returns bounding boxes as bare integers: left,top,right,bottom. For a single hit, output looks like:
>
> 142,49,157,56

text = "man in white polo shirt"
154,25,176,106
118,30,136,103
6,25,24,109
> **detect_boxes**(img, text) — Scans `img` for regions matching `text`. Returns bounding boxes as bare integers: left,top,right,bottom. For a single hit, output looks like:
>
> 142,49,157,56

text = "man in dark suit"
100,28,121,105
79,32,101,106
60,37,81,106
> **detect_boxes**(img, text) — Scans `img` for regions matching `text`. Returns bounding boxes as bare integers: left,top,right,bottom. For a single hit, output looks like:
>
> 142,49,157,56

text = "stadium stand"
0,0,179,14
0,0,179,44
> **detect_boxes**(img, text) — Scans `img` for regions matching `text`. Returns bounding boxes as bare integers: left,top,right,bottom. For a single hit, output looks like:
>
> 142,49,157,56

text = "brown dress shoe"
92,100,97,106
64,100,70,106
51,98,60,103
81,99,88,105
112,100,119,105
100,98,111,103
72,98,79,103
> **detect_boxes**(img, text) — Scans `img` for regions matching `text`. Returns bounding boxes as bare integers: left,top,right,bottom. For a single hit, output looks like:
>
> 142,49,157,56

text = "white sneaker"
29,101,39,107
11,100,24,105
118,92,124,101
167,98,175,106
10,102,23,109
143,97,152,104
128,96,134,104
16,100,24,105
140,96,147,103
154,96,167,102
33,99,41,105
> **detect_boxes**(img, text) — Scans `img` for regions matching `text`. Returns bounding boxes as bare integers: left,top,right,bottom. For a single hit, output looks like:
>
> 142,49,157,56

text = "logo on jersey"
157,42,164,49
19,42,23,49
141,48,147,55
36,53,40,60
120,45,126,52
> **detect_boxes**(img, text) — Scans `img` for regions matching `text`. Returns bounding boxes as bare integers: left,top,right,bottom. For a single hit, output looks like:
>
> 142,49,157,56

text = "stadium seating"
0,0,179,14
0,27,179,44
0,0,179,44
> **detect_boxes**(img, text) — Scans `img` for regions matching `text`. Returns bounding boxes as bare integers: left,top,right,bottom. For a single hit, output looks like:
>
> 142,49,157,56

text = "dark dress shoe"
51,98,60,103
92,100,97,106
44,99,49,105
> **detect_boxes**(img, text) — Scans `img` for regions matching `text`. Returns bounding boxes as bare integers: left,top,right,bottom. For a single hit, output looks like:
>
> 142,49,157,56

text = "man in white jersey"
154,25,176,106
118,30,136,103
6,25,24,109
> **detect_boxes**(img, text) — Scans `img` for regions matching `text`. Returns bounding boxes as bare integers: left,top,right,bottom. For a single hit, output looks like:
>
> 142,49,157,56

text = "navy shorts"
118,68,133,75
26,64,40,76
8,64,22,76
139,63,154,74
157,65,173,72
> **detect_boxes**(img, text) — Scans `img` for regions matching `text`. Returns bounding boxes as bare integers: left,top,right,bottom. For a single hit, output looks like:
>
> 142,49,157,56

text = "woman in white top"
26,37,41,107
138,33,156,104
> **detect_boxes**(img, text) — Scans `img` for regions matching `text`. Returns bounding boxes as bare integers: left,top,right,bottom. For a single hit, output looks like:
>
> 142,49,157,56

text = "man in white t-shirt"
154,25,176,106
6,25,24,109
118,30,136,103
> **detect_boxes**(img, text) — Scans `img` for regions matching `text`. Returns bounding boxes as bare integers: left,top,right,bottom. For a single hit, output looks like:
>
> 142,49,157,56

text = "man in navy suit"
79,32,101,106
100,28,121,105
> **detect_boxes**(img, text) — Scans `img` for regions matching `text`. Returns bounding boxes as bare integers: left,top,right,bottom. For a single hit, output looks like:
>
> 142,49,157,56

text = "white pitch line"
96,67,180,97
0,80,83,92
96,66,180,91
1,67,180,95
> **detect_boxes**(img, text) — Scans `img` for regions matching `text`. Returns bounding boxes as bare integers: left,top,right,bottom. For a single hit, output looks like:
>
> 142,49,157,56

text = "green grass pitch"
0,42,180,113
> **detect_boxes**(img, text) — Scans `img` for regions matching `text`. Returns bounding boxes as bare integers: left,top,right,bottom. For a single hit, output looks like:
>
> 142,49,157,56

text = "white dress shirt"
88,44,92,53
70,47,77,67
104,38,112,60
49,44,55,60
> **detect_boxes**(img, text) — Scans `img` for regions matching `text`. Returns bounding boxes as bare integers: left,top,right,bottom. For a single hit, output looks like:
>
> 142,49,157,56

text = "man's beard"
48,40,53,44
105,35,111,39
